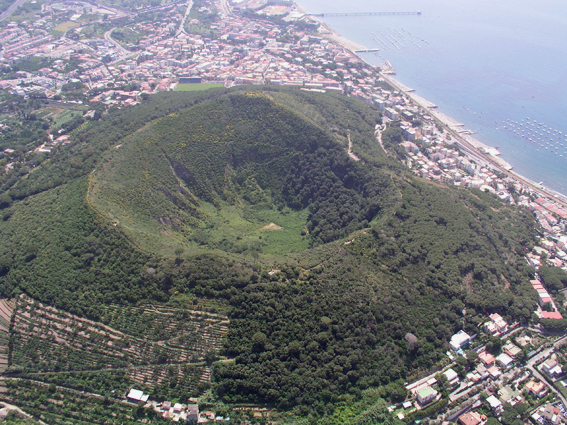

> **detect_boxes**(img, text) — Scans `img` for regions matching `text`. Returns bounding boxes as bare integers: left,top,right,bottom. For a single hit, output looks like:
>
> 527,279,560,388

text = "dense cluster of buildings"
402,323,567,424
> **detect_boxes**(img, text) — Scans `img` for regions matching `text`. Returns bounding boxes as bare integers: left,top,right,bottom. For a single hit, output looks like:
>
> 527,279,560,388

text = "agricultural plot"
0,298,15,374
5,295,227,400
3,378,160,424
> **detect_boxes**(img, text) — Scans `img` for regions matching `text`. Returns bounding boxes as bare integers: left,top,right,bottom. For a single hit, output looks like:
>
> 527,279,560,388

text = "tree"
540,266,567,293
435,373,450,392
466,350,479,366
486,336,502,354
0,193,11,208
543,302,554,312
501,403,520,425
252,331,267,349
174,247,185,259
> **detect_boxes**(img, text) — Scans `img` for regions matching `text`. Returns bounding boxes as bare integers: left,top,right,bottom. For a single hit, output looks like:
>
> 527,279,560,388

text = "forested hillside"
89,90,391,255
0,87,539,423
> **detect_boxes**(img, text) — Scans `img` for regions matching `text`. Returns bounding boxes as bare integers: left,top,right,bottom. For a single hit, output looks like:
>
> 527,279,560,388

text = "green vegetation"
0,409,38,424
4,379,161,424
175,83,225,92
53,21,79,32
0,86,542,422
111,27,148,48
89,90,386,256
539,266,567,293
184,0,219,36
2,0,42,24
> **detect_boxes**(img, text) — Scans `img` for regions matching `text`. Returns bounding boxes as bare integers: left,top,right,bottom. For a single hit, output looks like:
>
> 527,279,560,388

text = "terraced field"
0,298,14,374
2,295,228,403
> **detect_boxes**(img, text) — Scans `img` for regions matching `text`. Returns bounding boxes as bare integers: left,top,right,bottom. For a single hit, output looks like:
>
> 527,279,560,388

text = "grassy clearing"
175,83,224,92
195,201,310,255
52,109,83,128
54,21,79,32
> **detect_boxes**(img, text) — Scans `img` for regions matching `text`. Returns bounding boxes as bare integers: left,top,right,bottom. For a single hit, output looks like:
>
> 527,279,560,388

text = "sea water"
297,0,567,196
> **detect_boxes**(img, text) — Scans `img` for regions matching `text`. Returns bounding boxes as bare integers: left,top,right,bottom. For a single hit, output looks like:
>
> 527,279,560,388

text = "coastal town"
2,0,567,423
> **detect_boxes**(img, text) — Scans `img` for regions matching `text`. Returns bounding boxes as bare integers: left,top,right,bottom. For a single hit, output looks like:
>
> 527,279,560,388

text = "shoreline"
294,1,567,206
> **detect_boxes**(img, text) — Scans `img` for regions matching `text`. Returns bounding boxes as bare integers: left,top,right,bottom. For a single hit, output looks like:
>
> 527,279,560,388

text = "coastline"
293,1,567,207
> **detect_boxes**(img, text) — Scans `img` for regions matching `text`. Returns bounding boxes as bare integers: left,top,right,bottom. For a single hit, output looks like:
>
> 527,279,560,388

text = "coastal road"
381,72,567,209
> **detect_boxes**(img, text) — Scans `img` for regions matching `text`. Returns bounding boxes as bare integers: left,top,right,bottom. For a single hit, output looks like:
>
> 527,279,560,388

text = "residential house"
486,395,503,415
187,404,199,423
533,404,562,425
496,353,514,369
450,330,471,353
489,313,508,333
127,388,149,404
524,379,548,398
502,342,522,358
458,411,482,425
542,311,564,320
416,386,438,406
443,368,460,386
487,365,502,379
483,321,498,335
542,357,563,378
498,386,521,404
479,351,496,367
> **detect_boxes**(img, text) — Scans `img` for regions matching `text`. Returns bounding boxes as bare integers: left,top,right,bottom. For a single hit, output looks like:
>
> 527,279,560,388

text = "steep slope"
90,91,390,256
0,87,540,422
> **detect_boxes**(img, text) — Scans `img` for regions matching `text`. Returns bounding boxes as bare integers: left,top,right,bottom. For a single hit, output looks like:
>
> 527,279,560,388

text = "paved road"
219,0,232,17
175,0,193,37
381,72,567,209
104,29,129,56
526,334,567,407
0,0,27,21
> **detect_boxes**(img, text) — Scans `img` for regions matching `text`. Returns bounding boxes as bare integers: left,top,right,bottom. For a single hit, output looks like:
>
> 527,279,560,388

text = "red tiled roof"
542,311,563,320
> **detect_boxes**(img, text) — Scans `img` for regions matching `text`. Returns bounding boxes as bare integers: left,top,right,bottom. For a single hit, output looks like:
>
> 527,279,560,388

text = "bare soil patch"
262,222,283,230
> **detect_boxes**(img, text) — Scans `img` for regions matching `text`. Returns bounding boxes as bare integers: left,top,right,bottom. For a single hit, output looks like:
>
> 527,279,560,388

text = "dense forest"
0,86,542,422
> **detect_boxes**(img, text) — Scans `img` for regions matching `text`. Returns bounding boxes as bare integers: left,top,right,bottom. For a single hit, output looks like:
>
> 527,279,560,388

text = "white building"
496,353,514,369
486,395,503,415
127,388,149,404
450,330,471,352
416,386,438,406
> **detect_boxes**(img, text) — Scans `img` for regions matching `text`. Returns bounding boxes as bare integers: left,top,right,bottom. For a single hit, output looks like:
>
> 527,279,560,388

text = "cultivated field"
3,295,228,401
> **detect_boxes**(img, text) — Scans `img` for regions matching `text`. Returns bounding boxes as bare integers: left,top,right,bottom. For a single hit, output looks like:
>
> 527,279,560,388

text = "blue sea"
297,0,567,196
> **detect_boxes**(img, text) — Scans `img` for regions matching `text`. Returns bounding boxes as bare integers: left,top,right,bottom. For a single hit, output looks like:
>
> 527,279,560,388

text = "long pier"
310,11,421,17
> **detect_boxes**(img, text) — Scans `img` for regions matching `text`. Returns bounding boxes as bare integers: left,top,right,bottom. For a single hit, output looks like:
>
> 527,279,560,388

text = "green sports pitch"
175,83,224,91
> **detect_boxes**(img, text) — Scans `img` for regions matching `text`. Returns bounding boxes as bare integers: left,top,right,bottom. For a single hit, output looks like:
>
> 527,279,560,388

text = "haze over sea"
297,0,567,196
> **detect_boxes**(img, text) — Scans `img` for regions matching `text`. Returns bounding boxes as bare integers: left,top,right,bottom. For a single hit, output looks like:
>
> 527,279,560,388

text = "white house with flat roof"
486,395,503,415
416,386,438,405
443,368,460,386
127,388,149,404
450,330,471,352
496,353,514,369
